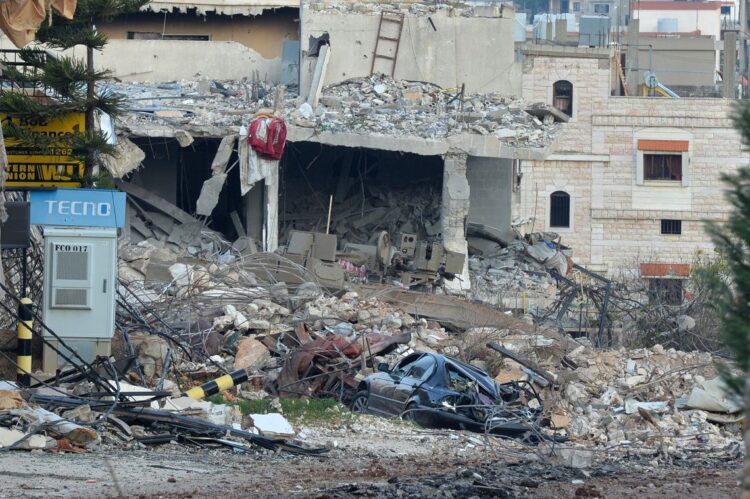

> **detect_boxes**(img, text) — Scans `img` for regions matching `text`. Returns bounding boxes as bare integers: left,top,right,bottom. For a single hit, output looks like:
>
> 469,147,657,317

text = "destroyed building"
0,2,746,489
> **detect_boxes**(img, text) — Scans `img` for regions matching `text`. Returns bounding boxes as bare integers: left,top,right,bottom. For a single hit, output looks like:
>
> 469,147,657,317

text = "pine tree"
0,0,148,186
705,101,750,497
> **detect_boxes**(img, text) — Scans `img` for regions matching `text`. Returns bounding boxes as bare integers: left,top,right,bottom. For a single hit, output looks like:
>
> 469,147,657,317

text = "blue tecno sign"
30,188,126,228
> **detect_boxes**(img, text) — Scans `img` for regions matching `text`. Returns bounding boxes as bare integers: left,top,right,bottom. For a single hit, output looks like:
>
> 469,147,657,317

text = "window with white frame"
636,139,690,186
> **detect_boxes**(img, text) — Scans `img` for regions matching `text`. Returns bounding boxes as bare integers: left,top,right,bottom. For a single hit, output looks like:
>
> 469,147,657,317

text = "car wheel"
401,402,418,422
350,391,369,414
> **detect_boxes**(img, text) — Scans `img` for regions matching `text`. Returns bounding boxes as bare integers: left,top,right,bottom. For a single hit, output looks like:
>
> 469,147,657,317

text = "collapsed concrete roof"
142,0,297,16
114,74,562,159
305,0,514,18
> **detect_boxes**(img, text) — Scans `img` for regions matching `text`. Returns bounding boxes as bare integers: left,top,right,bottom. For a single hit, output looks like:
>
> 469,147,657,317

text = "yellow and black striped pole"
183,368,249,400
16,298,33,387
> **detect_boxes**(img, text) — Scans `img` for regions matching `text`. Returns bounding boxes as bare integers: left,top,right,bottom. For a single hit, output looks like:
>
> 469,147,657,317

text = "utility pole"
740,0,748,96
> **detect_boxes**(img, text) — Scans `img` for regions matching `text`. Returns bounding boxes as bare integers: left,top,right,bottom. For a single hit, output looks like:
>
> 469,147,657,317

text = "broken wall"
300,9,522,95
98,8,299,59
72,40,284,82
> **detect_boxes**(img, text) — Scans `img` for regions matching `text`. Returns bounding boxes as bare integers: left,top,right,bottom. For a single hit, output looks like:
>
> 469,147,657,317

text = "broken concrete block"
101,137,146,178
550,412,571,429
30,407,100,446
249,413,295,439
117,261,145,284
552,447,593,469
295,282,322,301
686,377,742,413
494,359,526,384
0,428,54,450
619,375,646,389
233,337,271,371
0,390,25,410
624,399,669,415
196,173,227,216
211,135,236,176
174,129,194,147
130,334,169,379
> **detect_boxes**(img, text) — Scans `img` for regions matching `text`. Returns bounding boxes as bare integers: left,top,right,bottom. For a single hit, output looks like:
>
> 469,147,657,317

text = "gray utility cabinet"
42,226,117,373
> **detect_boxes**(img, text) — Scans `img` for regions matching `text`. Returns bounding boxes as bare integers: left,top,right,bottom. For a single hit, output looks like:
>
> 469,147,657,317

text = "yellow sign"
1,112,86,188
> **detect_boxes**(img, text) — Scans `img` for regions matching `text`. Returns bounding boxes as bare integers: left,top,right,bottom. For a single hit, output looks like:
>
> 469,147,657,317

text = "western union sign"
1,113,86,188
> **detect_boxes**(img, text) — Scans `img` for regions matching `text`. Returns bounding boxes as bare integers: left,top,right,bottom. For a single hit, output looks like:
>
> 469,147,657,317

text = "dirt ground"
0,415,740,498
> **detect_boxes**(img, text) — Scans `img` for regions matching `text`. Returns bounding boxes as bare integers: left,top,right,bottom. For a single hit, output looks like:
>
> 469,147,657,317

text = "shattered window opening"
392,354,423,378
407,355,437,381
644,153,682,181
127,32,210,41
552,80,573,117
549,191,570,228
648,278,684,306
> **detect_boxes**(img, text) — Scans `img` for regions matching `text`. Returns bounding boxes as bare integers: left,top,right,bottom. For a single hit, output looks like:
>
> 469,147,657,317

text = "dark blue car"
350,351,543,438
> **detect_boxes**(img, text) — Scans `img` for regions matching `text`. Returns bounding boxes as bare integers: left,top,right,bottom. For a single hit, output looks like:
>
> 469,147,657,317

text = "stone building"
518,44,747,295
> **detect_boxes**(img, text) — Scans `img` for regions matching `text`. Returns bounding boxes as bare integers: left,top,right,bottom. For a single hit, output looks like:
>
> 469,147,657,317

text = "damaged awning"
0,0,76,48
142,0,297,16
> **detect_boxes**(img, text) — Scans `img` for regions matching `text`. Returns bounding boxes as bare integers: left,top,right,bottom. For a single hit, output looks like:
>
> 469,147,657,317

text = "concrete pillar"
242,162,279,252
725,31,737,99
243,182,264,242
440,151,471,293
555,19,568,43
741,0,747,90
265,165,279,252
546,20,554,41
626,19,639,94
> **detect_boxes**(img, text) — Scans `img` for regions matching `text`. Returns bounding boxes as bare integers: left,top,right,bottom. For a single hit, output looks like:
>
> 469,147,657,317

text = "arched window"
553,80,573,117
550,191,570,228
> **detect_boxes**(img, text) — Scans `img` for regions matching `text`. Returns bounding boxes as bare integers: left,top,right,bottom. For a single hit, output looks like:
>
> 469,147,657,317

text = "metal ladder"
370,10,405,76
616,49,629,96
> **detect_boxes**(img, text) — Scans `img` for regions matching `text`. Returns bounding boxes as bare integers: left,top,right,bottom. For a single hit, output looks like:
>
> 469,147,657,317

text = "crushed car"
350,351,545,439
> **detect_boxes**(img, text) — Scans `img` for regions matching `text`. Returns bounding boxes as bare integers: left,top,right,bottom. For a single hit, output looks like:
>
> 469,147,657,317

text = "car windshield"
408,355,436,381
392,354,423,377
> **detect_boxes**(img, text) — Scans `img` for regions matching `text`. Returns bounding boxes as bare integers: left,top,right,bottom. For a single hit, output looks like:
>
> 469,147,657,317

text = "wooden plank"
116,180,197,225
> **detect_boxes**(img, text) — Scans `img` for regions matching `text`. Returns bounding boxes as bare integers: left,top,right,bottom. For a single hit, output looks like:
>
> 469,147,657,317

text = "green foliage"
37,0,149,50
702,100,750,396
206,395,352,424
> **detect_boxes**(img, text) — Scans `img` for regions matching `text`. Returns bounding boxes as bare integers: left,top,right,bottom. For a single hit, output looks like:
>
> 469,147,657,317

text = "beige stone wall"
518,50,748,274
98,8,298,59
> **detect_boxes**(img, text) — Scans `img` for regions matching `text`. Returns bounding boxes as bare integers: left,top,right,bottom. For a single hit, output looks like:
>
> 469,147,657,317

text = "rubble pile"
113,75,559,147
517,343,742,463
293,74,560,145
283,182,441,243
0,379,325,455
306,0,473,15
468,241,560,310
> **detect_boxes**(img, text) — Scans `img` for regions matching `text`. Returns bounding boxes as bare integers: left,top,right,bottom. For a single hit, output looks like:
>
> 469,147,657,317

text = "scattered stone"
233,337,271,372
